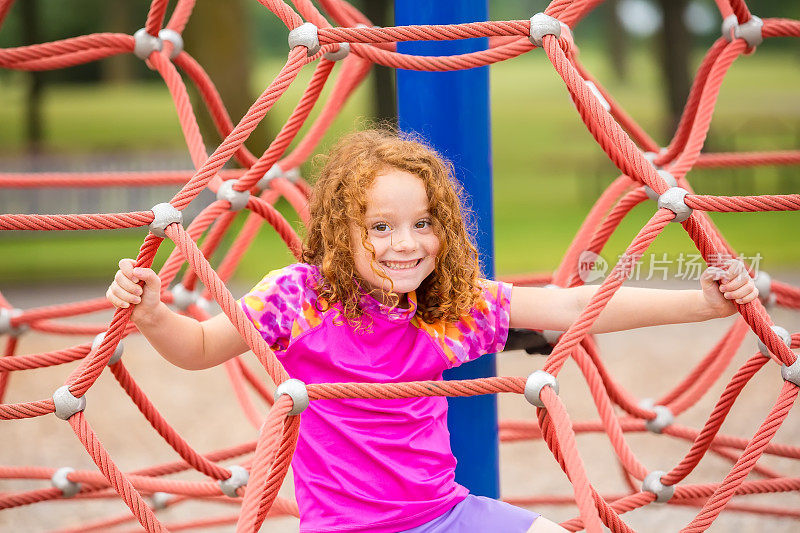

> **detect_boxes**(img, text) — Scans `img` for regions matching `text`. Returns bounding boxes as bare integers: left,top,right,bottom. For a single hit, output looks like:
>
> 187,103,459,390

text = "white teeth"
383,260,419,270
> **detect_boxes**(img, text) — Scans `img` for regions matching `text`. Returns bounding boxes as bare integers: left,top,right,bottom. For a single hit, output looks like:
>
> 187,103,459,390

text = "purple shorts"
399,495,540,533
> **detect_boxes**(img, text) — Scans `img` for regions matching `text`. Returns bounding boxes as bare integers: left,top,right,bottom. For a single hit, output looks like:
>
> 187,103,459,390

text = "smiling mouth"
380,259,422,271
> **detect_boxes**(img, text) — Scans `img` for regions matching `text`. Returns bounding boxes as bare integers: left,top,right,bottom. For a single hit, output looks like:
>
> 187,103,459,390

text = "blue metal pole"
395,1,498,498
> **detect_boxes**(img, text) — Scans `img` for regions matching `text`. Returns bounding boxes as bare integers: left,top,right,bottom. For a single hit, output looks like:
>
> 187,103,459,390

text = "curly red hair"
302,128,481,324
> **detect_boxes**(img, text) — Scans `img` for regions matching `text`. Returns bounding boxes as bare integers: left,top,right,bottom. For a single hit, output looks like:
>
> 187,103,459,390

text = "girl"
107,129,758,533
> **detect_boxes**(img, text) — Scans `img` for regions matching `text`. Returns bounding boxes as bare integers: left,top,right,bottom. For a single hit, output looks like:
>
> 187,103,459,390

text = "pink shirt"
240,263,512,532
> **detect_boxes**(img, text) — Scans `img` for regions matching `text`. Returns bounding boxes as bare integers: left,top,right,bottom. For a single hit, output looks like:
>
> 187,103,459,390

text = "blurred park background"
1,0,799,285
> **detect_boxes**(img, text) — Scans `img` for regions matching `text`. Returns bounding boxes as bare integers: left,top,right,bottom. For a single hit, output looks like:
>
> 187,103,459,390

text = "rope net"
1,0,799,531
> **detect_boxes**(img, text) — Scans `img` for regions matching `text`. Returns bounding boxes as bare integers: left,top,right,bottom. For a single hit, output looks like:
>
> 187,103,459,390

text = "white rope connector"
735,16,764,48
642,470,674,503
524,370,559,408
721,15,738,41
52,385,86,420
639,399,674,434
758,325,792,358
151,491,172,510
172,284,198,311
92,332,124,366
721,15,763,49
528,13,561,47
133,28,163,60
753,271,772,306
288,22,321,56
51,467,81,498
149,203,183,238
657,187,692,223
256,164,283,191
323,42,350,61
0,307,26,336
216,180,250,211
781,358,800,387
275,378,309,415
644,170,678,201
158,29,184,59
219,465,249,497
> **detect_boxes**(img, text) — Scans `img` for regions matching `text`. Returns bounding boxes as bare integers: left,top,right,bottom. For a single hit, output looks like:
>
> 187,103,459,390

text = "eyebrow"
365,209,431,219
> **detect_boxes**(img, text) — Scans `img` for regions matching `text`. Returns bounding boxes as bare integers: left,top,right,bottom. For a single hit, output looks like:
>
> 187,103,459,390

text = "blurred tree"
357,0,396,125
20,0,43,154
606,0,628,81
182,0,272,159
656,0,691,138
100,2,135,83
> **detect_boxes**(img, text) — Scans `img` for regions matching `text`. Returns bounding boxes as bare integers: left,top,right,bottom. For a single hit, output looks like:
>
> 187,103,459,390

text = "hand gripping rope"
2,1,800,531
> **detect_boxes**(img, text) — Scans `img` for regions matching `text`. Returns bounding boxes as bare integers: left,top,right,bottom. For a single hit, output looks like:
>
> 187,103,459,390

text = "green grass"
1,47,799,284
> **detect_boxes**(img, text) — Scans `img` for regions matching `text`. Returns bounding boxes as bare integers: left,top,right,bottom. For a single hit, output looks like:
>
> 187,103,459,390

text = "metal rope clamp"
642,470,674,503
275,378,310,415
52,385,86,420
644,170,677,201
754,271,773,306
52,467,81,498
524,370,559,408
151,491,172,510
288,22,321,56
639,398,674,434
758,325,792,359
657,187,692,223
133,28,163,60
324,42,350,61
528,13,561,48
0,307,26,336
216,180,250,211
257,164,284,192
149,203,183,238
158,29,184,59
92,332,124,366
722,15,763,49
219,465,249,497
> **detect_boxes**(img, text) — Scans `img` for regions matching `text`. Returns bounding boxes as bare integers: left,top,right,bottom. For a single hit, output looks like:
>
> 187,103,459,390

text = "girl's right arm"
106,259,250,370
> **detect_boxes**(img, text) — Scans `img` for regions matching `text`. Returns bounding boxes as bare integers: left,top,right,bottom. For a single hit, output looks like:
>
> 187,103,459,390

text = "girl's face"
350,168,441,307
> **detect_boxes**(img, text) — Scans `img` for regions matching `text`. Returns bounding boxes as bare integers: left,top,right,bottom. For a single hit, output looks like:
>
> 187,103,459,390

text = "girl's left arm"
509,260,759,334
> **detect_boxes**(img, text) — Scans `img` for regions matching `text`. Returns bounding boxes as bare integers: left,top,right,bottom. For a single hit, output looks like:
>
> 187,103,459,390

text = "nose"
391,226,416,252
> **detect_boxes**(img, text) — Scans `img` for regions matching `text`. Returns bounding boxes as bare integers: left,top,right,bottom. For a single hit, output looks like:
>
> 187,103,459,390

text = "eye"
372,222,390,232
415,219,432,229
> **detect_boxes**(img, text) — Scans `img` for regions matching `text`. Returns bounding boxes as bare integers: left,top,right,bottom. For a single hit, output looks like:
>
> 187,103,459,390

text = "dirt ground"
1,275,798,532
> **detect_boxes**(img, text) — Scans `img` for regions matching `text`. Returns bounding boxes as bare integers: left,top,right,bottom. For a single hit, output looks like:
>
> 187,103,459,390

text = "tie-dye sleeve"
444,279,513,368
238,264,313,353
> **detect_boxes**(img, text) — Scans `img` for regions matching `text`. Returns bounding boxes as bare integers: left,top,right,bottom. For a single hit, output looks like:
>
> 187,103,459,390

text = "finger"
703,266,726,282
115,270,143,295
109,284,142,305
106,287,132,309
723,259,745,281
720,272,749,292
118,258,137,280
736,289,759,305
132,267,160,288
724,285,754,302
